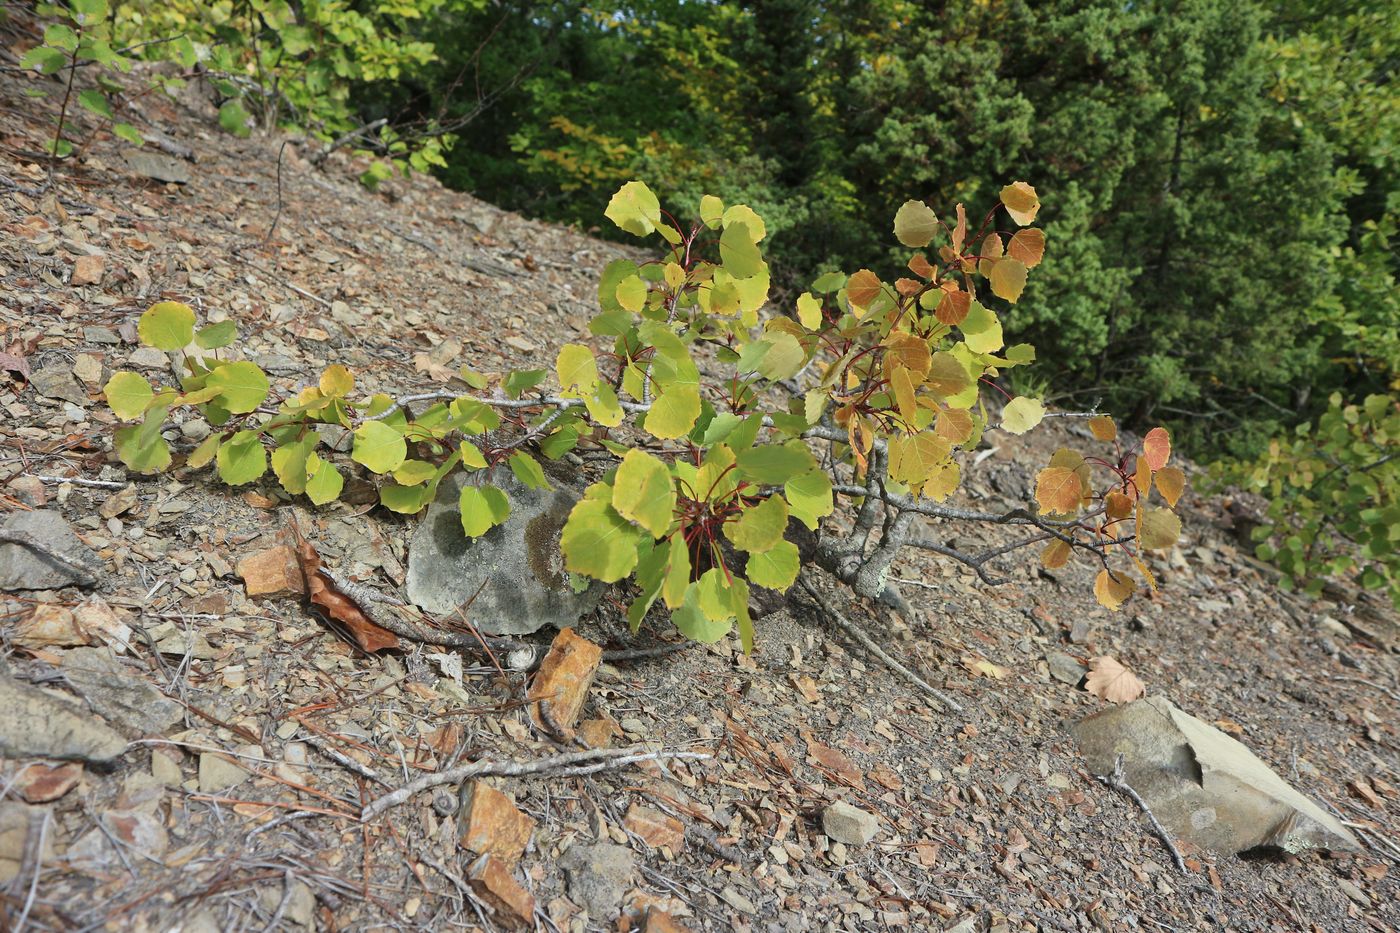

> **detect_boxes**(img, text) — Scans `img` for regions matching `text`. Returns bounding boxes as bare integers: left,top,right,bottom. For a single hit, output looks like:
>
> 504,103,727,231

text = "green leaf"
187,433,221,469
352,421,408,474
195,320,237,350
459,484,511,537
645,384,701,440
561,486,640,582
722,204,767,241
502,369,546,398
271,435,316,495
380,482,431,514
219,100,251,138
736,442,818,485
21,46,67,75
616,274,648,313
556,344,599,391
628,537,671,631
725,494,788,553
77,89,112,119
745,538,800,590
786,470,834,531
755,333,805,382
612,449,675,537
811,271,847,293
304,454,343,505
719,222,762,277
699,194,724,229
1000,396,1046,435
672,574,733,643
138,301,195,351
392,459,438,486
207,361,269,414
604,180,661,237
217,430,267,486
113,405,171,473
44,24,79,52
893,200,938,248
508,452,551,490
103,371,153,420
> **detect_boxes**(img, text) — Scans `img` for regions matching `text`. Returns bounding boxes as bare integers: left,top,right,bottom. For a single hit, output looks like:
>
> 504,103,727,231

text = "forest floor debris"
1,16,1398,930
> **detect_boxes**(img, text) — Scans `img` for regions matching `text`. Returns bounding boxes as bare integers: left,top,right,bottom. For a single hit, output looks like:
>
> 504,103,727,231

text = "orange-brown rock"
527,627,601,732
468,854,535,929
623,803,685,853
578,716,622,749
236,544,305,596
644,908,696,933
458,781,536,868
71,253,104,286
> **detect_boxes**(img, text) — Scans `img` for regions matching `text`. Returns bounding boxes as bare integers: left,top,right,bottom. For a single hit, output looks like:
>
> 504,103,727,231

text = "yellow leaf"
890,366,919,427
934,407,974,445
1093,570,1136,611
884,332,931,380
556,344,599,391
1001,396,1045,435
1040,538,1072,569
999,182,1041,225
1105,490,1133,521
962,656,1010,680
977,231,1004,278
988,258,1027,303
1155,467,1187,507
1138,506,1181,550
796,293,823,330
1088,415,1117,441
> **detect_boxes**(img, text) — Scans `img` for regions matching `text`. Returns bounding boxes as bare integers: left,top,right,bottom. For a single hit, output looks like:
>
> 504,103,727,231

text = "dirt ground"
1,12,1398,932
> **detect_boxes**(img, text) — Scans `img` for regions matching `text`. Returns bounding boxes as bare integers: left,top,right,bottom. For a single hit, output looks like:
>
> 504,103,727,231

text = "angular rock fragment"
527,627,601,732
198,752,250,792
623,803,686,852
236,544,305,596
468,853,535,929
821,800,880,846
59,648,184,734
406,467,599,635
1072,696,1359,855
457,781,536,868
15,604,88,647
0,509,101,590
559,842,635,920
0,673,127,765
120,148,191,184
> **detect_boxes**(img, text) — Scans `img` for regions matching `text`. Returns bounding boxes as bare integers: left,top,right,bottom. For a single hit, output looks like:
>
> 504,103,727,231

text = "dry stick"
797,574,964,715
0,530,97,586
1096,753,1188,875
31,474,126,489
362,746,710,820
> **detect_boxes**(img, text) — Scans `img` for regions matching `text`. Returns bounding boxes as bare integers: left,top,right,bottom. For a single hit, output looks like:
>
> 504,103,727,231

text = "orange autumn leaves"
1033,418,1189,612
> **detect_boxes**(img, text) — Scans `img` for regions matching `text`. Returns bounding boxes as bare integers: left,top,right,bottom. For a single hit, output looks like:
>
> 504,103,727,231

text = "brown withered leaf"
294,538,399,652
1084,655,1146,704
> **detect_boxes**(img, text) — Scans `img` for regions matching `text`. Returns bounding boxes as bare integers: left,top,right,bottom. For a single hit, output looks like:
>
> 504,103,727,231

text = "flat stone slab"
1073,696,1359,855
0,672,127,765
406,466,599,635
0,510,100,591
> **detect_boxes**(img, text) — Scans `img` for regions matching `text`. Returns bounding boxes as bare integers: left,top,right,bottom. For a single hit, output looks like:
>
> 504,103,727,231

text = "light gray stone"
558,842,634,919
1047,651,1087,686
0,509,101,590
821,800,880,846
59,647,184,734
1072,696,1359,855
0,671,127,765
198,752,249,792
120,148,191,185
29,364,88,405
406,465,599,635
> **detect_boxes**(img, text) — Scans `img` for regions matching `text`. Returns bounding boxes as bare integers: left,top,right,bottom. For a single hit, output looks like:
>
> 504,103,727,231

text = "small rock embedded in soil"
406,467,600,635
457,781,536,868
0,671,127,764
468,853,535,929
1046,651,1088,685
1073,695,1360,855
559,842,635,920
0,510,100,590
527,627,601,732
198,752,249,792
821,800,880,845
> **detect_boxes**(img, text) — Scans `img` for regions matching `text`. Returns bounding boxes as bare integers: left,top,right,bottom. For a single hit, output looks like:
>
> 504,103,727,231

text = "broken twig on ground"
1096,753,1189,875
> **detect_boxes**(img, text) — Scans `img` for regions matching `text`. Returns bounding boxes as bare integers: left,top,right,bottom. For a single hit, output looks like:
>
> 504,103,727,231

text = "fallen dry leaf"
1084,655,1146,704
962,656,1011,680
294,538,399,652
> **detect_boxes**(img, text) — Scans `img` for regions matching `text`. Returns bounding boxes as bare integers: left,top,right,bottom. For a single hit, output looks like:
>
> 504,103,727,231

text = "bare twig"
1095,753,1189,875
31,474,127,489
797,573,964,714
310,118,386,167
362,746,710,820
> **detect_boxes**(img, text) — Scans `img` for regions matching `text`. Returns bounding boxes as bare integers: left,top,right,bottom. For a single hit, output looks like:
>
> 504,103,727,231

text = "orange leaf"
908,253,936,279
951,203,967,254
1035,466,1083,515
977,232,1004,278
1155,466,1186,507
895,277,922,296
934,407,974,445
1093,569,1136,611
935,287,970,326
1040,538,1072,569
1084,655,1145,703
1143,427,1171,470
883,333,931,380
846,269,883,310
1133,455,1152,502
1088,415,1117,442
1104,490,1133,521
1007,228,1045,268
296,539,400,653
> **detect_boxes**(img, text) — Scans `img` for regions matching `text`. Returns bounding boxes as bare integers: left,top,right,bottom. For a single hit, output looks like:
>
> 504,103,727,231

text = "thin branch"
309,118,387,167
797,573,963,714
1095,753,1188,874
361,746,710,820
0,530,97,587
366,391,649,423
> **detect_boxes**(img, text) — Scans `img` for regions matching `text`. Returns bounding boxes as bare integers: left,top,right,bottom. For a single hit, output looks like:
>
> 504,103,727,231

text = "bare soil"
1,13,1398,932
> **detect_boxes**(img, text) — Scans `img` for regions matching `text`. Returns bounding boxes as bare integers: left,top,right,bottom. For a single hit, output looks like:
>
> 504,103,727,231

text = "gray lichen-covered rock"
58,647,185,735
822,800,880,845
0,672,127,765
1072,696,1359,855
559,842,635,920
0,510,100,591
406,466,599,635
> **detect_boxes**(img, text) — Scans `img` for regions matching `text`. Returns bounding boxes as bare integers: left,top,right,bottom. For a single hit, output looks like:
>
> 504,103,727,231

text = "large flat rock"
406,466,599,635
1073,696,1359,855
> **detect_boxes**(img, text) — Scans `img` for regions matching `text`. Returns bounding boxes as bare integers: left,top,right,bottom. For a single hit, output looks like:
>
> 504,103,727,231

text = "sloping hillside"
1,17,1397,932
